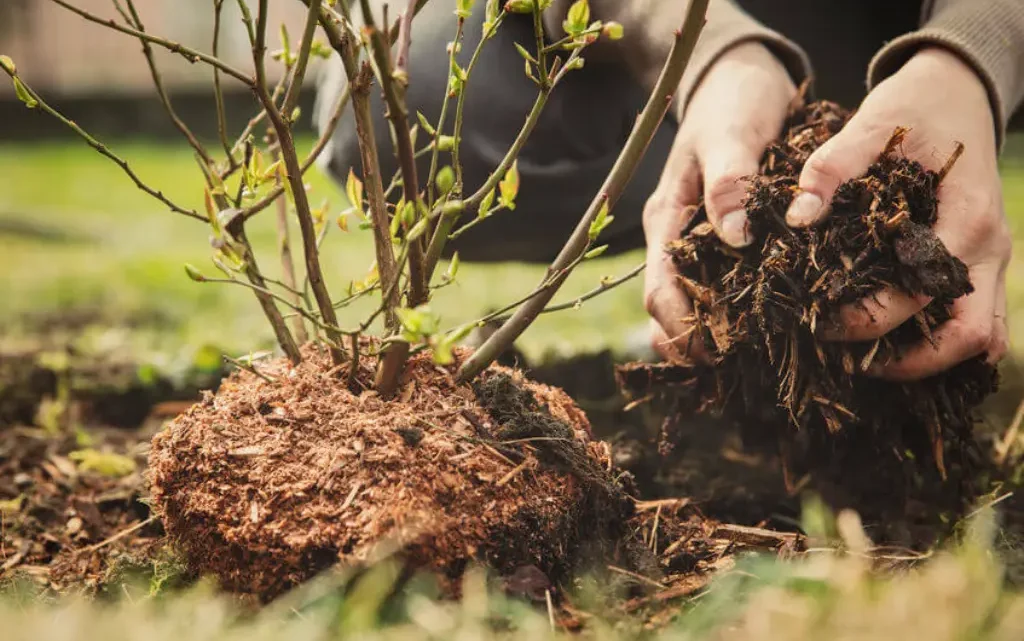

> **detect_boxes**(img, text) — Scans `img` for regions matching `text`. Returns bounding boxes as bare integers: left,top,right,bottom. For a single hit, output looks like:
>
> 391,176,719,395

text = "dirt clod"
148,342,633,601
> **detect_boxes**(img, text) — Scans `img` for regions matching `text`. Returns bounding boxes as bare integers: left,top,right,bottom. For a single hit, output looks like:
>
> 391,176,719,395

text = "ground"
2,134,1024,639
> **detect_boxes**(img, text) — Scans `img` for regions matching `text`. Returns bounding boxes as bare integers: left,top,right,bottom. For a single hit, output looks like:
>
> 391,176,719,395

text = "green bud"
602,21,624,40
407,216,430,242
514,42,536,64
442,199,465,217
478,187,496,216
416,111,436,136
436,165,455,196
436,135,456,151
504,0,534,13
184,264,207,282
565,57,585,71
0,55,15,75
446,252,461,281
583,244,608,259
13,77,36,109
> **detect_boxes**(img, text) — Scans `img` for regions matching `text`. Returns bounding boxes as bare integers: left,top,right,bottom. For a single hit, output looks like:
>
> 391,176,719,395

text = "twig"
120,0,212,165
489,262,645,324
359,0,429,306
212,0,234,161
426,19,464,206
83,516,157,553
239,84,350,223
282,0,322,119
224,354,276,383
1,67,204,222
456,0,710,383
46,0,253,85
270,136,309,343
607,565,665,589
252,0,346,366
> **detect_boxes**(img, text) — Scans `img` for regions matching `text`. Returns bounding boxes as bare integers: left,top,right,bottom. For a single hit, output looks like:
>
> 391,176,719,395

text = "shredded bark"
619,99,999,543
148,341,635,601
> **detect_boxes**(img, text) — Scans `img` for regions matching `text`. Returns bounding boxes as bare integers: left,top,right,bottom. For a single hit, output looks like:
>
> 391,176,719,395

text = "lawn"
0,137,653,366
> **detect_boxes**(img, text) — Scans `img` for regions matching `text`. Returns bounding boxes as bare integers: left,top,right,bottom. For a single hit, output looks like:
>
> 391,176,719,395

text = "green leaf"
0,55,15,75
514,42,537,64
345,168,363,210
416,111,436,136
436,165,455,196
588,202,613,239
562,0,589,36
602,20,623,40
583,244,608,259
69,449,138,479
456,0,475,18
396,305,441,340
482,0,500,36
184,264,207,282
445,252,461,281
504,0,534,13
401,200,416,226
498,161,520,209
478,187,496,217
13,77,36,109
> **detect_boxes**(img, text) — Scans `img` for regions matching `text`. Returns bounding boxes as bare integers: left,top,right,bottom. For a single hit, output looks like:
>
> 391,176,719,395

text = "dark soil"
147,342,645,602
620,99,1000,545
0,427,165,593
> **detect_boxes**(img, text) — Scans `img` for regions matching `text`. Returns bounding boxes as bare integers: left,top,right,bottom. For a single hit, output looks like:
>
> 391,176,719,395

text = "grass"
0,137,652,366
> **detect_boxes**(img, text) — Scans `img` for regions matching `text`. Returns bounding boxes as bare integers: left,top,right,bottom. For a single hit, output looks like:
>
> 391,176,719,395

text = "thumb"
786,120,889,228
698,142,762,248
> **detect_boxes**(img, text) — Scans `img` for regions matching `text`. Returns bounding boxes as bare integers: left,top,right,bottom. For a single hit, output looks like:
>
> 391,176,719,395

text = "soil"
0,426,166,594
147,341,645,601
619,98,1001,545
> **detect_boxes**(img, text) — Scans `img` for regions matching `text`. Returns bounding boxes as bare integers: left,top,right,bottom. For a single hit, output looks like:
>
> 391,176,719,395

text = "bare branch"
359,0,428,306
456,0,710,382
213,0,235,161
281,0,322,119
252,0,346,365
119,0,213,165
46,0,253,85
1,66,204,222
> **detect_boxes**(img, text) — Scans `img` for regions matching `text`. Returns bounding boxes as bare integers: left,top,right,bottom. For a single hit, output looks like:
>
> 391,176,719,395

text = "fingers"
869,264,1000,381
822,288,933,342
698,142,760,248
786,120,890,228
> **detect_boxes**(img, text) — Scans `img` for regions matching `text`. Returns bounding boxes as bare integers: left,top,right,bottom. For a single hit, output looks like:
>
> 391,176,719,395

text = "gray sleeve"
543,0,812,122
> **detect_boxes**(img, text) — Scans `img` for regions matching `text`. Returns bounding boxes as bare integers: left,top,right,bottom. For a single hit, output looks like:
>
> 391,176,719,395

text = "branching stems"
456,0,710,382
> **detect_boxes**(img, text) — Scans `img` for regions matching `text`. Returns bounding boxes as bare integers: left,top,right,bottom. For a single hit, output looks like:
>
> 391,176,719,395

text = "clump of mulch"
148,341,639,602
621,99,999,541
0,427,165,593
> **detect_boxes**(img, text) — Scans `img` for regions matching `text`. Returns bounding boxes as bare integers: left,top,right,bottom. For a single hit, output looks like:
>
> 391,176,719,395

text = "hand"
784,47,1011,380
643,42,796,362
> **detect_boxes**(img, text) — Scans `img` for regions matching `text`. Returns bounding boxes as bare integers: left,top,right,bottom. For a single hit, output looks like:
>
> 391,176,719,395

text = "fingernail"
786,192,823,227
719,210,752,248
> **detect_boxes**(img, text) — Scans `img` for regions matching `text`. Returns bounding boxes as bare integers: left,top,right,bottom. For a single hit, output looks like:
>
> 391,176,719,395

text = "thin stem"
451,14,504,196
239,83,350,222
424,89,547,279
271,136,309,343
232,230,304,364
359,0,428,307
213,0,235,161
1,67,204,222
426,19,464,206
119,0,212,166
490,262,645,324
253,0,346,366
46,0,252,85
282,0,321,119
531,3,549,91
456,0,710,383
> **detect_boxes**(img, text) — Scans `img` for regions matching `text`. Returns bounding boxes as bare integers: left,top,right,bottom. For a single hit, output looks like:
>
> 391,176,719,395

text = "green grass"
2,136,1022,367
0,138,650,364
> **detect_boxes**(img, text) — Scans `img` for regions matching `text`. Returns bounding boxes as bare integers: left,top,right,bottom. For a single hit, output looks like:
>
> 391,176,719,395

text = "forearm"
544,0,811,122
868,0,1024,149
